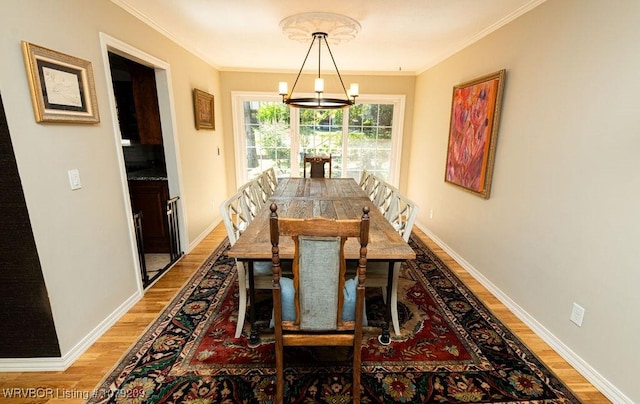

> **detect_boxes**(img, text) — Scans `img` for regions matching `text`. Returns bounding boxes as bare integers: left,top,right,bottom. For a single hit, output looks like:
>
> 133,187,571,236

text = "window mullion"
341,109,349,178
289,107,301,177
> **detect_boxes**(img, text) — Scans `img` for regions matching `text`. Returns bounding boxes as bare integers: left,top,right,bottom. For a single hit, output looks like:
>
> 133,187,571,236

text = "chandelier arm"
322,35,351,100
289,35,318,98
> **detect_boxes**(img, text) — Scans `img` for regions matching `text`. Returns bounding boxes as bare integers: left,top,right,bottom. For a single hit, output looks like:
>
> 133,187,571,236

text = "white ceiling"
112,0,545,75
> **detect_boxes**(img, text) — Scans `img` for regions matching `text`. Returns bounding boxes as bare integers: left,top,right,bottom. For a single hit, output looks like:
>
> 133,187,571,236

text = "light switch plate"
68,169,82,190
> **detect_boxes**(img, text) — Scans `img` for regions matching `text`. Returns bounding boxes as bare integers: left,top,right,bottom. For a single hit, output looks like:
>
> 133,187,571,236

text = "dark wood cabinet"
128,180,170,253
129,62,163,145
110,52,163,145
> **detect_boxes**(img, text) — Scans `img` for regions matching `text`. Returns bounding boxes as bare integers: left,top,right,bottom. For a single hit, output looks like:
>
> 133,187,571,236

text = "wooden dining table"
227,177,416,344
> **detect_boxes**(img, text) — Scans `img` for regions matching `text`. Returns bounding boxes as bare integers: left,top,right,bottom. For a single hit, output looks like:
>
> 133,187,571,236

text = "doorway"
100,34,186,289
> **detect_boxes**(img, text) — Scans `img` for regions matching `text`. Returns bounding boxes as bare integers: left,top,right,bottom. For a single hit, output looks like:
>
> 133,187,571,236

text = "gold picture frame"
193,88,215,130
21,41,100,124
444,69,505,199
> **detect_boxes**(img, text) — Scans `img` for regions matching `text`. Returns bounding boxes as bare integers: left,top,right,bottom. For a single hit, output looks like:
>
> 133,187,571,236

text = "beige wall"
409,0,639,401
2,0,636,399
219,71,415,193
0,1,224,360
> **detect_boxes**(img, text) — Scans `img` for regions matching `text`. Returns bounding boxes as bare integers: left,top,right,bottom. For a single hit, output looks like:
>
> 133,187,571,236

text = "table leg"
248,261,259,345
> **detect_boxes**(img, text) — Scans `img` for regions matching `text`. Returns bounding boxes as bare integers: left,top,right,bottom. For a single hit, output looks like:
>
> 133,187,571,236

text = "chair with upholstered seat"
269,203,370,403
366,184,419,338
220,186,273,338
303,153,332,178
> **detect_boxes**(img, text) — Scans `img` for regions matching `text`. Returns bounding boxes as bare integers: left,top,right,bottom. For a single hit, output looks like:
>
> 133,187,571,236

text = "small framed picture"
445,69,506,199
193,88,215,130
21,41,100,124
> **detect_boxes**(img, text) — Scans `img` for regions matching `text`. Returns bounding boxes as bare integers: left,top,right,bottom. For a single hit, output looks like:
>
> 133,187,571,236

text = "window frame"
231,91,405,186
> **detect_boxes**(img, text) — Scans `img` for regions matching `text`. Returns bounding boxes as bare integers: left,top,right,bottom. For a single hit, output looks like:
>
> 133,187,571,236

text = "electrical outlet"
570,303,585,327
429,209,434,219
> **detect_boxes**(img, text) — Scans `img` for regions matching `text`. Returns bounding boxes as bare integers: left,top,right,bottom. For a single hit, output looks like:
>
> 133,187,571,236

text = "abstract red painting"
445,70,505,198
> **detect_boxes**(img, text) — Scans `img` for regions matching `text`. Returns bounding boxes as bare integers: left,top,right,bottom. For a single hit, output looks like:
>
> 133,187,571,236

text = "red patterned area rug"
89,236,581,403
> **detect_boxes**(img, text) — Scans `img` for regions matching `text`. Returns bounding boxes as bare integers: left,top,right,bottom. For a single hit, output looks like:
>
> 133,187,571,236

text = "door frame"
99,33,187,292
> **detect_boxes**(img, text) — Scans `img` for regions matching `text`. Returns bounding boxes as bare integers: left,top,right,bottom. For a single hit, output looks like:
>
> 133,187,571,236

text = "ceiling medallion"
280,12,361,45
278,13,360,109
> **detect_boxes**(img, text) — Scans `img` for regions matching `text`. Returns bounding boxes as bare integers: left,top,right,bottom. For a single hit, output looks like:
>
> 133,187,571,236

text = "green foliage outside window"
244,101,394,180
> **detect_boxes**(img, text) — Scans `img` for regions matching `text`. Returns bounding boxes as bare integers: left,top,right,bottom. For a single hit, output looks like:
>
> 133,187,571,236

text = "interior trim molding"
109,0,219,69
0,291,141,372
415,220,631,404
188,218,222,253
416,0,548,73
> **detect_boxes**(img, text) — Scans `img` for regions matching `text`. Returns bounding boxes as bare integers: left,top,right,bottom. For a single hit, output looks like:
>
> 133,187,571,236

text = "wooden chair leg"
234,261,247,338
353,287,364,403
235,286,247,338
352,355,361,403
274,300,285,403
276,350,284,403
390,262,401,336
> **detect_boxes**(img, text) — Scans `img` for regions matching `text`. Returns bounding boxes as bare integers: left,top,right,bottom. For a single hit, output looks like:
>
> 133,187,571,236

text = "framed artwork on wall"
193,88,215,130
21,41,100,124
444,69,506,199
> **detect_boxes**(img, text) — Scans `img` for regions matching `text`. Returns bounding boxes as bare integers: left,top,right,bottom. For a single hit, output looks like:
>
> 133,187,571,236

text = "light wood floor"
0,223,609,403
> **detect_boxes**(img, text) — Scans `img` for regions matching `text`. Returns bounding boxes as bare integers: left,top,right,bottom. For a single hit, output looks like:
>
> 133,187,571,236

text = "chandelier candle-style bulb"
314,78,324,93
349,83,359,97
278,82,288,95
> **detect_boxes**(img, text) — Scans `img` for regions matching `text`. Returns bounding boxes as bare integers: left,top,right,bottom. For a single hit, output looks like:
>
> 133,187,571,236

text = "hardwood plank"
0,223,608,403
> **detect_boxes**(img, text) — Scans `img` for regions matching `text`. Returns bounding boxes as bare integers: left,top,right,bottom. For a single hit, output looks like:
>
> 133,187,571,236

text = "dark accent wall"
0,93,60,357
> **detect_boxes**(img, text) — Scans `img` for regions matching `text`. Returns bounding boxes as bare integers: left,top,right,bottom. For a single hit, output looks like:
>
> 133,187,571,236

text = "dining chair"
253,167,278,208
269,203,370,403
372,181,395,219
242,180,263,215
364,173,383,203
220,188,273,338
263,167,278,195
366,184,419,338
303,153,332,178
358,169,373,192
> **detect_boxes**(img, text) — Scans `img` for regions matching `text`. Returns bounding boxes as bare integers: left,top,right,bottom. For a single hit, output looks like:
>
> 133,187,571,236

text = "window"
298,108,344,176
232,97,291,180
347,103,397,181
232,92,405,186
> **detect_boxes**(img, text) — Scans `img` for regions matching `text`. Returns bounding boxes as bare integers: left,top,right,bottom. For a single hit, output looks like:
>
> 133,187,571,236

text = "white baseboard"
415,221,631,404
0,290,142,372
0,218,224,373
187,218,222,253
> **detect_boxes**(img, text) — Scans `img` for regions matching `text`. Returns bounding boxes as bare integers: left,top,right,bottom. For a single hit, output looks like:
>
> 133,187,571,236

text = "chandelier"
278,13,360,109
